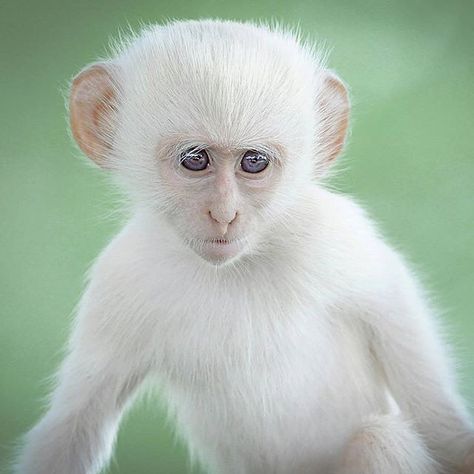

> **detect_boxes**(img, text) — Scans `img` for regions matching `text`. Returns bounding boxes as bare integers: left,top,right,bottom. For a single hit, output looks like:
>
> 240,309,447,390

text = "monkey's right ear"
69,63,120,168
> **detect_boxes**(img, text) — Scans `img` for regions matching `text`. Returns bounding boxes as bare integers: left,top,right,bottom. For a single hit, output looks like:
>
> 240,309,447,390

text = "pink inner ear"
69,64,117,167
92,87,116,135
319,75,350,163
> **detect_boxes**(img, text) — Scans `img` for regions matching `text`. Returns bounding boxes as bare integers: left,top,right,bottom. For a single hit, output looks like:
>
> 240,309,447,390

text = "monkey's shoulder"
299,187,415,309
299,186,396,267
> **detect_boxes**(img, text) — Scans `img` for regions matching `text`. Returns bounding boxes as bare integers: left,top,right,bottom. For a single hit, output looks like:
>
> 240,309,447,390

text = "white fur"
15,20,474,474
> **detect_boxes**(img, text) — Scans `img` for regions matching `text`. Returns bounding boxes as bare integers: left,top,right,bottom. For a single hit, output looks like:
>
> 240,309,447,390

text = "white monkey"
15,19,474,474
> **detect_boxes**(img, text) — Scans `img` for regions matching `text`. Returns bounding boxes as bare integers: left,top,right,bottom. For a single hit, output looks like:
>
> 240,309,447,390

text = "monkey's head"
69,20,349,266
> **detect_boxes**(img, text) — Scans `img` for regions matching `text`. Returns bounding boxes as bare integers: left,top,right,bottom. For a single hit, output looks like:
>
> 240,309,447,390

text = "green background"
1,0,473,472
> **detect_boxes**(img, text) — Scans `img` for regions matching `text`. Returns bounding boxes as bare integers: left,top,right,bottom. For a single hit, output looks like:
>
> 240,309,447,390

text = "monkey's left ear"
315,73,350,163
69,63,120,168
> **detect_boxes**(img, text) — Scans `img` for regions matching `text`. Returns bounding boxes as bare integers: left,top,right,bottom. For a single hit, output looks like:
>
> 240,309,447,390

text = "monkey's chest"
157,305,385,474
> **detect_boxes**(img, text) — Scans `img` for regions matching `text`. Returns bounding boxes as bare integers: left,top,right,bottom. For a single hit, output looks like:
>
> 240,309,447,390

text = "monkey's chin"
192,239,245,266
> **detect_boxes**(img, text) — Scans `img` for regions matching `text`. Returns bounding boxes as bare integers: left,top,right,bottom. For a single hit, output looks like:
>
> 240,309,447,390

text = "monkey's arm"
368,252,474,472
16,350,148,474
16,240,154,474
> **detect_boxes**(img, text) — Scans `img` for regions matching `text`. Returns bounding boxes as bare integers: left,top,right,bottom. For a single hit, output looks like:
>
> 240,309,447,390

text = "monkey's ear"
316,72,350,163
69,63,120,168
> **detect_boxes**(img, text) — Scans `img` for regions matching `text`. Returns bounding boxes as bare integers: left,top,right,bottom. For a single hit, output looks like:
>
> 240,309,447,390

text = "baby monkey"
16,19,474,474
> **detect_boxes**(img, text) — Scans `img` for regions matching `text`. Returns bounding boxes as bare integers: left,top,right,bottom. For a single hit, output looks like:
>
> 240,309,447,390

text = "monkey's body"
61,186,382,473
16,20,474,474
102,186,388,474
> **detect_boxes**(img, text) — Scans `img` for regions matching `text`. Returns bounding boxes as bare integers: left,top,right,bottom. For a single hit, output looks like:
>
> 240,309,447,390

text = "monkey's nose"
208,211,238,236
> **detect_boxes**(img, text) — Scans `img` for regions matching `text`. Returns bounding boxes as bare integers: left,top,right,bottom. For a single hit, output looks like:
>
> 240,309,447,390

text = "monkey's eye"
180,148,210,171
240,150,269,174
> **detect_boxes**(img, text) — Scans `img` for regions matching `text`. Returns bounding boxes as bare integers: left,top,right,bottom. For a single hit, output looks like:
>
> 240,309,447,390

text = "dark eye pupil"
241,151,269,174
181,148,209,171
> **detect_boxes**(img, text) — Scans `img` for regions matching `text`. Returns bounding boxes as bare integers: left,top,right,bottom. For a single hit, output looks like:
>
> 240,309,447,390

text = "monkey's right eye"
180,148,210,171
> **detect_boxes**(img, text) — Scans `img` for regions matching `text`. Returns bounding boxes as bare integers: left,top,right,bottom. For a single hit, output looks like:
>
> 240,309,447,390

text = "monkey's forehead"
118,20,323,73
113,20,324,146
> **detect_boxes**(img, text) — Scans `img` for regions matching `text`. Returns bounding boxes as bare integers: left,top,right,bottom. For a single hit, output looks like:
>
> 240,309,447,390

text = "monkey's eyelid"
248,143,285,164
177,146,208,162
259,151,281,167
238,147,279,163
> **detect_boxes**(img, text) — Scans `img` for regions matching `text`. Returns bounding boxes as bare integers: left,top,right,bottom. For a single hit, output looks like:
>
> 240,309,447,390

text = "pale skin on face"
155,140,284,263
14,20,474,474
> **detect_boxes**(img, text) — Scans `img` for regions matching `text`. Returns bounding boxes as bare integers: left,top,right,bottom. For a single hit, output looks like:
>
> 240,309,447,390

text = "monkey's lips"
194,237,245,264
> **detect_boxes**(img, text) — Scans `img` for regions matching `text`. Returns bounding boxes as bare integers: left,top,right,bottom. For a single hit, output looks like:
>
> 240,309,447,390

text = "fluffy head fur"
70,20,349,265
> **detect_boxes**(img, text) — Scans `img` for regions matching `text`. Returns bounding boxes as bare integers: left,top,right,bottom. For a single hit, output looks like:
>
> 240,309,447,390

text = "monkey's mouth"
188,237,246,264
206,238,234,245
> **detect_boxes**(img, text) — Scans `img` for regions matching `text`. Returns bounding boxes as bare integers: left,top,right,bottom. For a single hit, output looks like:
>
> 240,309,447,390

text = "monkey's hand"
362,248,474,473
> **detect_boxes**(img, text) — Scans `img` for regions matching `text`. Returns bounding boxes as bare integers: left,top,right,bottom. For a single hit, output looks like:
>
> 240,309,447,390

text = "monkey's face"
155,141,288,265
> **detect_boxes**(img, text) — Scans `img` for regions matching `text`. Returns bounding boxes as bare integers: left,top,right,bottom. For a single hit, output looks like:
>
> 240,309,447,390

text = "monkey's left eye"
240,150,270,174
180,148,210,171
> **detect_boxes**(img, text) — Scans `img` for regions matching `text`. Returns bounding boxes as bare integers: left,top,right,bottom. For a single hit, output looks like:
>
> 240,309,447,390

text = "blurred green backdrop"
1,0,473,472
